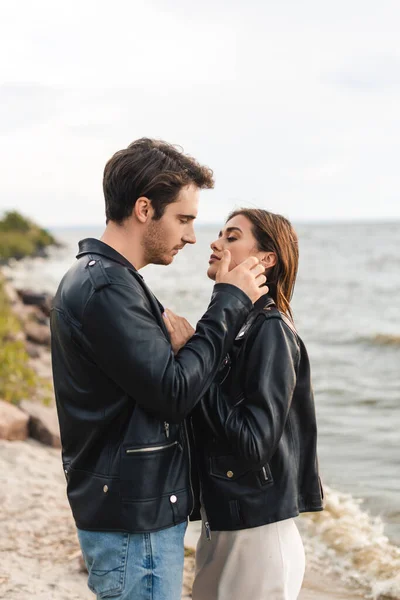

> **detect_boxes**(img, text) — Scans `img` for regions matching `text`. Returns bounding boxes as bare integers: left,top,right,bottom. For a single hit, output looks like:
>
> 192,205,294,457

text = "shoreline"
1,270,398,599
1,438,365,600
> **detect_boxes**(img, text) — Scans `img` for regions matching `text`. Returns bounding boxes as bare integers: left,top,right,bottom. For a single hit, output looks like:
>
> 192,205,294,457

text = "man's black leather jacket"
191,295,324,531
50,238,252,533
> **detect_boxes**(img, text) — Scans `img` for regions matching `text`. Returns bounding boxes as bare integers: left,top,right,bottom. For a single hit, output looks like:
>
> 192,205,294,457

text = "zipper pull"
164,422,170,438
262,466,269,481
204,521,212,541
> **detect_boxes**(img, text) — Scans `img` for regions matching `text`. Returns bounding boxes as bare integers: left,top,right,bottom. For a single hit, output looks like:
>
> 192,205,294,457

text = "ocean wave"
336,333,400,347
301,333,400,347
300,486,400,599
366,334,400,347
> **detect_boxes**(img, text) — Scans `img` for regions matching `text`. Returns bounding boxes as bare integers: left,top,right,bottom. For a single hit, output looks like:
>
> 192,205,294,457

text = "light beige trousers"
192,518,305,600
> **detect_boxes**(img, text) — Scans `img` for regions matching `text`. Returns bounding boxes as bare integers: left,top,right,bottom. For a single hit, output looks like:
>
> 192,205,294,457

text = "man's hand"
216,250,269,304
163,309,195,355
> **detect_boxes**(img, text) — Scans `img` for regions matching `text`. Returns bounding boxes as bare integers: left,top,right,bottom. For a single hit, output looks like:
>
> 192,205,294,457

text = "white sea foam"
300,486,400,599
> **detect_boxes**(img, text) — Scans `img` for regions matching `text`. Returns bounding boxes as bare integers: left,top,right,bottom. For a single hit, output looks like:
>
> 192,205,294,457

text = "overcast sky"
1,0,399,226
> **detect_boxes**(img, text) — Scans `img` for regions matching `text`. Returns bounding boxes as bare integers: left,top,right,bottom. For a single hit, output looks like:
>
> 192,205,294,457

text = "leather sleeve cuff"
212,283,253,311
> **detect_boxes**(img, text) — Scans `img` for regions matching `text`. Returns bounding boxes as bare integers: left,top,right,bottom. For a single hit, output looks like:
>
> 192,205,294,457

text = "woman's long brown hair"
227,209,299,320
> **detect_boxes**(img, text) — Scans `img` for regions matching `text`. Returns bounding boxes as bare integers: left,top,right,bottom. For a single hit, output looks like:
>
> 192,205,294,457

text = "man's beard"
142,218,173,265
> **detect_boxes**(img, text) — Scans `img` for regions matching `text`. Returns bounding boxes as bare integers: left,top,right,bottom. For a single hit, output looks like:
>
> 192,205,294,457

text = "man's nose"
183,230,196,245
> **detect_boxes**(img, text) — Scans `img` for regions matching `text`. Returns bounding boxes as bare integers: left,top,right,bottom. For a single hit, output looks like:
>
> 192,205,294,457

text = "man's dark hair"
103,138,214,223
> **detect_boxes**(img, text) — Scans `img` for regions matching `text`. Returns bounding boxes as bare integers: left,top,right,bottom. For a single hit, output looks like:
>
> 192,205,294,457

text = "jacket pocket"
120,441,182,501
209,455,251,481
124,441,180,455
210,455,274,489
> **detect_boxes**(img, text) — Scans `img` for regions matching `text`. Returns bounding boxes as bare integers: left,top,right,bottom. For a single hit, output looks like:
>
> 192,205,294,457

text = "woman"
190,208,324,600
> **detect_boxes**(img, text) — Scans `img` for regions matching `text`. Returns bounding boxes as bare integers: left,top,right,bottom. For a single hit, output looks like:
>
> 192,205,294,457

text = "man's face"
142,184,199,265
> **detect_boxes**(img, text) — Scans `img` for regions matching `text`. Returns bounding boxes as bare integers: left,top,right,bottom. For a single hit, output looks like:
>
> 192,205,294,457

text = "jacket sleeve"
206,317,300,467
81,282,251,423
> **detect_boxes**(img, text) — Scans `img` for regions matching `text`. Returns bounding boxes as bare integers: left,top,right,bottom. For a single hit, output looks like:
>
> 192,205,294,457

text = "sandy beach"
1,438,365,600
3,243,398,600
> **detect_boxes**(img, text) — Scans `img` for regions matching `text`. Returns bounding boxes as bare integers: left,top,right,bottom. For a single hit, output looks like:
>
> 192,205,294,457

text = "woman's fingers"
163,309,195,354
164,308,177,327
162,310,174,333
182,318,195,337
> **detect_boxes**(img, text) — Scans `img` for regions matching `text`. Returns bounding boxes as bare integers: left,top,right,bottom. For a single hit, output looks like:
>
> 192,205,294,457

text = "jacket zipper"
233,393,245,407
191,418,212,541
204,520,211,540
183,420,195,516
126,441,178,454
164,422,170,438
219,354,231,385
200,504,212,541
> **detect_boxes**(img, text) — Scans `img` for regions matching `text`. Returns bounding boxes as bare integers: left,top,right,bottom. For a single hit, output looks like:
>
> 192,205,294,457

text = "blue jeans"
77,521,187,600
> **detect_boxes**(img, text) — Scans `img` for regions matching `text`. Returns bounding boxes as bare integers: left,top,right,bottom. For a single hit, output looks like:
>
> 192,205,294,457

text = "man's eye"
179,219,189,224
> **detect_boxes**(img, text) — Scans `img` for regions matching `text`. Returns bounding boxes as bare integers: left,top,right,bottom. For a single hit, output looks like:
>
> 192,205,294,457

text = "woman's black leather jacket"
191,295,324,532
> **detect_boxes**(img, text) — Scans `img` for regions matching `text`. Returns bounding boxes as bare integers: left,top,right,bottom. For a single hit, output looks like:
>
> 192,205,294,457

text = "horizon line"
47,217,400,229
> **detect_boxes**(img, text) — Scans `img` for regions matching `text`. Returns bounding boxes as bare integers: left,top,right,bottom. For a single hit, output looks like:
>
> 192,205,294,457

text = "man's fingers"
258,284,269,296
238,256,260,270
216,250,231,280
217,253,271,304
255,274,267,287
250,263,266,277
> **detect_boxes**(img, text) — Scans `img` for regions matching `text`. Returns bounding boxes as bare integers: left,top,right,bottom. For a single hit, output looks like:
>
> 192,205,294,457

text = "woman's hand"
163,309,195,355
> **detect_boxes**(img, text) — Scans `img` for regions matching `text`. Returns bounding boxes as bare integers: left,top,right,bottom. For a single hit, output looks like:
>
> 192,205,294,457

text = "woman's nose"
210,238,222,251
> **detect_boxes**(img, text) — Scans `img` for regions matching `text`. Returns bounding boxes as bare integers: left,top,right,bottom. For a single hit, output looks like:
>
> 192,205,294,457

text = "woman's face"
207,214,273,281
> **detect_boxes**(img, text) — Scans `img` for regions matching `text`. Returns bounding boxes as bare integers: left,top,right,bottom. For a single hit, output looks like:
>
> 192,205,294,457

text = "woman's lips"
209,254,220,263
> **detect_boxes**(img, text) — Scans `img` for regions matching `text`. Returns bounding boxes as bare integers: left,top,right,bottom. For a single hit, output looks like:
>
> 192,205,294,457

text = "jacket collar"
235,293,275,341
77,238,138,272
253,292,275,313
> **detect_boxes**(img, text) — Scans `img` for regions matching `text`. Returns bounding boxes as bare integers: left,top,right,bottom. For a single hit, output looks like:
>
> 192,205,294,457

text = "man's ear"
134,197,154,223
260,252,277,269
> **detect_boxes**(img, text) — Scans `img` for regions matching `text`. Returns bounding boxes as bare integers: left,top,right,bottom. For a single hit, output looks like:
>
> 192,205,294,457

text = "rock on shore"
0,280,57,445
0,401,29,441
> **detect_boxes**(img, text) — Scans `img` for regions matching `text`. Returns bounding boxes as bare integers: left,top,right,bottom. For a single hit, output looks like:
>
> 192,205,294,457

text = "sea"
3,221,400,599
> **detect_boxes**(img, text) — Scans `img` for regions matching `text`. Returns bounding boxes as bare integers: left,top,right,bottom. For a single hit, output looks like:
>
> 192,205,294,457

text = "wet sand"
1,439,364,599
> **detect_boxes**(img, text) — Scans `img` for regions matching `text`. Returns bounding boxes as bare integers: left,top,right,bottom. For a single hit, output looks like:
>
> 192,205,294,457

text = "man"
50,138,267,600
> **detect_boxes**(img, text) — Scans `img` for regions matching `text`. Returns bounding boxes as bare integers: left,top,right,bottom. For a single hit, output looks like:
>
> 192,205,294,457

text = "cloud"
0,83,64,133
1,1,400,224
283,163,345,182
327,55,400,90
